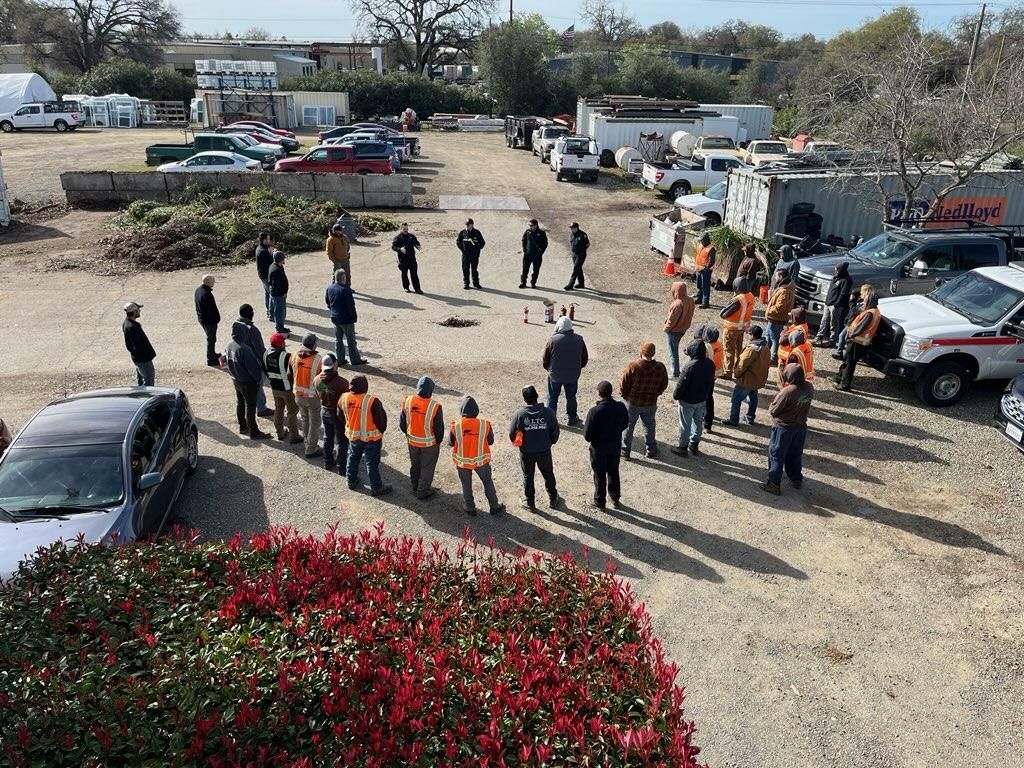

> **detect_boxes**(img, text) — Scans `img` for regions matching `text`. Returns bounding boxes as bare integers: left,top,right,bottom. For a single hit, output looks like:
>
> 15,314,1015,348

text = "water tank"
371,47,383,74
615,146,641,171
670,131,697,156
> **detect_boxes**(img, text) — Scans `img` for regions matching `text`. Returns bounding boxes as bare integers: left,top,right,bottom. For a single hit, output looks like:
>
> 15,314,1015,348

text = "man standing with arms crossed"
122,301,156,386
564,222,590,291
391,222,423,294
694,232,716,308
255,232,274,321
520,219,548,289
456,218,486,289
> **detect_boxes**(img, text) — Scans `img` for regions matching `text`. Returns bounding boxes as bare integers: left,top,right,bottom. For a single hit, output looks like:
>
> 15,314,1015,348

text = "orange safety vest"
452,417,491,469
789,342,815,381
778,341,793,368
850,308,882,345
402,395,440,448
695,245,714,271
290,353,322,399
722,292,755,331
705,340,724,373
342,392,383,442
785,322,810,342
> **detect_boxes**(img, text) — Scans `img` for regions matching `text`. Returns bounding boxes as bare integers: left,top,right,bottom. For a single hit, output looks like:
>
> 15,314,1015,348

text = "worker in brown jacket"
765,268,796,365
619,342,669,459
663,281,695,378
723,326,771,426
326,225,351,285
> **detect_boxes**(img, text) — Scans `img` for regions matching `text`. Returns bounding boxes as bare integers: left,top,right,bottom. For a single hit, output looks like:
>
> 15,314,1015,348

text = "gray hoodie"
448,395,495,447
399,376,444,441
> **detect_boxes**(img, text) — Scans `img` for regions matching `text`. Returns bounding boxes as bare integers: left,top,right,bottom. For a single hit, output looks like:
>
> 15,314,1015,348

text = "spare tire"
599,149,615,168
791,201,815,216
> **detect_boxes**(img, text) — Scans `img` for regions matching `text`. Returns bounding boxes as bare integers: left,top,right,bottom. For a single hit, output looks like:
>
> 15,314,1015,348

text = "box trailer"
723,165,1024,245
586,114,739,155
698,104,774,142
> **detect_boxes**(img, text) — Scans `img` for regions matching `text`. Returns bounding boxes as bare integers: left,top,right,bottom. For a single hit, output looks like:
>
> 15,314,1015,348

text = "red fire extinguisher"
559,304,567,317
568,303,577,320
523,306,529,323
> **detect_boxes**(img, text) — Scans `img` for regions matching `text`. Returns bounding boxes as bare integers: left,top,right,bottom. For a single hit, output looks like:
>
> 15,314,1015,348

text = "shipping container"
291,91,350,127
586,114,739,154
723,165,1024,245
698,104,774,141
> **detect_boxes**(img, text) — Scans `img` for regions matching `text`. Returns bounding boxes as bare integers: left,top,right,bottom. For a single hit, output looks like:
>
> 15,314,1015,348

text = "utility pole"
509,0,513,23
963,2,987,104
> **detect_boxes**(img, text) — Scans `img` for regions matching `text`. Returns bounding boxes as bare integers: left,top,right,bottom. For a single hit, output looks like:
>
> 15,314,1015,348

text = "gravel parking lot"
0,130,1021,767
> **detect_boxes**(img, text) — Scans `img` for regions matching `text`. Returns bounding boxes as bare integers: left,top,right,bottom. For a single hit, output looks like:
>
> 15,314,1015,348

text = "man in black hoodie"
509,384,562,511
456,218,486,289
671,339,716,457
519,219,549,289
449,396,505,516
255,232,275,321
583,380,628,510
763,362,813,495
225,324,271,440
194,275,221,367
391,223,423,294
814,261,852,347
234,305,273,417
267,251,290,334
122,301,156,386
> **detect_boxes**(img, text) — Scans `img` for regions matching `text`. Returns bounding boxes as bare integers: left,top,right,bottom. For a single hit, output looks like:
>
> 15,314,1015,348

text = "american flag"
561,25,575,42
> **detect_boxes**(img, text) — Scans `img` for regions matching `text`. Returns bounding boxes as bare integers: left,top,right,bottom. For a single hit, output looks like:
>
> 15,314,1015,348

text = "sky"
172,0,986,41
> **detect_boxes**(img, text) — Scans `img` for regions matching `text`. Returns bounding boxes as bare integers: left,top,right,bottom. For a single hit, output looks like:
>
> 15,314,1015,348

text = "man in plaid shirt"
619,341,669,459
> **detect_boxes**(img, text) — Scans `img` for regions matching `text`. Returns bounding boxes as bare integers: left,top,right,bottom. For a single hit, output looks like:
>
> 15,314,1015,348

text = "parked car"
317,125,362,142
743,140,789,167
157,151,261,173
641,152,745,198
349,123,421,156
227,120,295,139
0,101,82,133
229,132,287,158
217,126,299,152
865,263,1024,406
673,179,727,225
532,125,570,163
338,139,402,171
0,387,199,581
146,133,278,167
549,135,600,182
691,135,745,160
994,372,1024,453
795,226,1023,317
274,145,393,174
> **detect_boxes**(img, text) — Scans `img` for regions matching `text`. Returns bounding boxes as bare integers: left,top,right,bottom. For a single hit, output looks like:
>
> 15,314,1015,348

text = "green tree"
77,59,195,103
477,15,559,114
618,43,684,97
734,59,774,103
677,67,732,102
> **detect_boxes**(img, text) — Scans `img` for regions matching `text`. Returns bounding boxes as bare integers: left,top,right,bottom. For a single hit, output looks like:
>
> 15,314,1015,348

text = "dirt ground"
1,130,1022,768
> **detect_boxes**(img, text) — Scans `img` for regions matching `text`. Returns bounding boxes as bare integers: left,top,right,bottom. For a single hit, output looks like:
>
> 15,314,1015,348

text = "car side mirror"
137,472,162,492
900,264,912,278
911,266,929,278
1003,321,1024,341
935,278,945,288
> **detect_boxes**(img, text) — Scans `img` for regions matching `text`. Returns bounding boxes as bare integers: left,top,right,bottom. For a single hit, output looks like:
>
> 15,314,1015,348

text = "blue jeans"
546,378,579,422
333,321,361,364
677,401,706,447
696,268,712,305
729,385,758,424
261,279,271,319
321,407,348,467
768,425,807,486
666,332,684,377
135,360,155,386
767,321,785,361
269,295,287,332
836,327,849,350
622,404,657,454
346,439,383,491
256,376,267,411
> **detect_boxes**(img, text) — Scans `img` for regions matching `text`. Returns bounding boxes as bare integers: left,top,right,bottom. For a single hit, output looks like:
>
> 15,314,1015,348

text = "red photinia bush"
0,525,705,767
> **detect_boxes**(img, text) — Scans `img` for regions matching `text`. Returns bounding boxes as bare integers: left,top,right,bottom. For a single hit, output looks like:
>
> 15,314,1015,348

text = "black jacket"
825,262,853,309
456,228,485,258
570,229,590,258
194,284,220,326
522,228,548,258
255,244,273,281
583,396,628,454
392,232,421,262
673,340,715,404
267,262,289,298
509,403,559,454
122,318,156,363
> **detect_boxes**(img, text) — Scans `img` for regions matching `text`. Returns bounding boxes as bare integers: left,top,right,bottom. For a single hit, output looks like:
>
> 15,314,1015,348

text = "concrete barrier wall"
60,171,413,209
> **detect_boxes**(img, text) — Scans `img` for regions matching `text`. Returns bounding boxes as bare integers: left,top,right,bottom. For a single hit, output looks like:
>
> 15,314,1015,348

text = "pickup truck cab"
673,179,727,225
743,140,789,167
0,101,82,133
549,136,600,182
641,152,745,198
146,133,279,167
273,144,393,175
865,263,1024,406
338,139,401,171
532,125,570,163
692,136,745,160
795,228,1019,317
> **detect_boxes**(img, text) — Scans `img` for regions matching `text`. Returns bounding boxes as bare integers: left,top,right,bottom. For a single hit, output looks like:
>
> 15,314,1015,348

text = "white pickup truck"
0,101,82,133
641,152,744,198
549,136,600,182
532,124,570,163
865,263,1024,406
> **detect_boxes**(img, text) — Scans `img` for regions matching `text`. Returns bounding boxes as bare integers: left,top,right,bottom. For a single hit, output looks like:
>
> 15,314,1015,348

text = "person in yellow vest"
398,376,445,500
699,326,724,432
835,293,881,391
449,396,505,516
787,327,815,383
262,332,302,443
776,331,794,389
718,277,755,379
289,334,323,458
341,374,392,496
693,232,716,308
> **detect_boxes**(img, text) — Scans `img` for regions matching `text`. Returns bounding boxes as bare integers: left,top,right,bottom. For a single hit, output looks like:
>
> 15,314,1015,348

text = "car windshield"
703,181,727,200
235,135,256,146
544,128,568,138
0,444,124,513
927,272,1024,325
702,138,734,149
849,232,918,267
755,142,787,154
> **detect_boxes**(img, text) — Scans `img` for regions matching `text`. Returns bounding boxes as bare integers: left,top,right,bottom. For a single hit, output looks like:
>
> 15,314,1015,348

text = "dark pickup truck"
146,133,279,167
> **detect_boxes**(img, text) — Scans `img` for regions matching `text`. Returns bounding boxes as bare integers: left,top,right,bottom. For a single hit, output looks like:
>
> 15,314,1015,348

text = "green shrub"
356,212,399,232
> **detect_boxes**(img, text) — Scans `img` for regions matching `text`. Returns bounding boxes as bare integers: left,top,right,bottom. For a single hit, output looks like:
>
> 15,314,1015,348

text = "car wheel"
915,360,970,407
704,212,722,226
185,428,199,475
670,181,692,198
556,171,563,182
0,121,12,133
54,120,68,132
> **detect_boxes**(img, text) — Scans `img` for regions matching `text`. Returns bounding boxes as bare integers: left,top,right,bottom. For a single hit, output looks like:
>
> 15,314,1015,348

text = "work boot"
520,499,538,513
518,282,527,289
257,408,275,418
464,284,471,290
416,487,438,500
305,448,323,459
789,477,803,489
250,431,271,441
465,507,478,516
610,498,623,510
370,484,394,497
489,503,506,515
289,434,304,444
549,495,564,510
688,442,701,456
567,418,583,427
670,445,688,458
238,424,249,436
761,481,781,496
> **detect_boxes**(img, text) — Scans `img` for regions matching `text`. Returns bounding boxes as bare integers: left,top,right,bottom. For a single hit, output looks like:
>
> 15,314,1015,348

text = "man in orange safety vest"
449,396,505,516
398,376,445,500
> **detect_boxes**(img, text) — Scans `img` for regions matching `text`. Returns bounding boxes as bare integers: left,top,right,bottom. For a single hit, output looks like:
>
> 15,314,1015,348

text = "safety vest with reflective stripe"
788,343,816,381
850,308,882,346
402,395,440,447
705,340,724,373
263,349,291,392
342,392,382,442
291,353,322,399
778,341,793,368
785,322,811,342
695,245,714,271
452,417,491,469
722,292,755,331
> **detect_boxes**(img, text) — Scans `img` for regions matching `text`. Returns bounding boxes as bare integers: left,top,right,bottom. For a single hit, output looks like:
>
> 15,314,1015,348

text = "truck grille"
795,271,820,305
1002,393,1024,425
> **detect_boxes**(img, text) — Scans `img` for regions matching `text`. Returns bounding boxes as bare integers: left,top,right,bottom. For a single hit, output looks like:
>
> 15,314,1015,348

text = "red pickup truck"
274,145,393,175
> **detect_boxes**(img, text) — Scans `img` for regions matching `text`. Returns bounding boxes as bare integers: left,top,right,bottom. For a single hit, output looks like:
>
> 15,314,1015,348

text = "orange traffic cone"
662,259,676,277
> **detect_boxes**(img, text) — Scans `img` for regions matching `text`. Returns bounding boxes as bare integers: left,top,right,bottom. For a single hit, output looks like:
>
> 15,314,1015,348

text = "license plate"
1007,422,1024,443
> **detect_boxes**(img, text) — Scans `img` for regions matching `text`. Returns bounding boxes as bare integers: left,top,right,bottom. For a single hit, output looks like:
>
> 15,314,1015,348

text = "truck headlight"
900,335,934,360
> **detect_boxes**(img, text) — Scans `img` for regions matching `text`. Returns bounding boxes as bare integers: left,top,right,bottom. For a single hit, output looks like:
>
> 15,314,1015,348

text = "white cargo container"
724,165,1024,244
698,104,774,141
291,91,350,127
586,114,739,155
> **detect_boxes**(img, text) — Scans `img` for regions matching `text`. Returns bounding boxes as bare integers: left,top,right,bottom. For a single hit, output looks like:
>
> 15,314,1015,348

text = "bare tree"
801,32,1024,223
350,0,494,78
243,26,271,41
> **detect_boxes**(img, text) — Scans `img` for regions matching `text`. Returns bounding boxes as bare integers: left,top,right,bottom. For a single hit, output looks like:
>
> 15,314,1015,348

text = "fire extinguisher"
523,306,529,323
559,304,567,317
544,303,555,323
568,303,577,320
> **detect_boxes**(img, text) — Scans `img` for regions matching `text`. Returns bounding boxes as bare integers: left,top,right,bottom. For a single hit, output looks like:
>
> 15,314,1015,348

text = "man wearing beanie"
399,376,444,499
314,354,350,471
267,251,290,333
263,332,302,443
583,380,628,510
341,375,392,496
618,342,669,459
449,395,505,516
234,304,273,417
509,384,562,512
289,333,324,458
456,218,486,289
225,323,270,440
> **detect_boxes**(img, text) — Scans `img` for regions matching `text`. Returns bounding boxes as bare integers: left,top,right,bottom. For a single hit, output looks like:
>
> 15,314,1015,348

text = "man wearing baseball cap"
456,217,486,289
122,301,156,386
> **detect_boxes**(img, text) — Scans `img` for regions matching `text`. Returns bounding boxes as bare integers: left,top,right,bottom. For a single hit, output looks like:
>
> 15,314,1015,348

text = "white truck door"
991,300,1024,379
